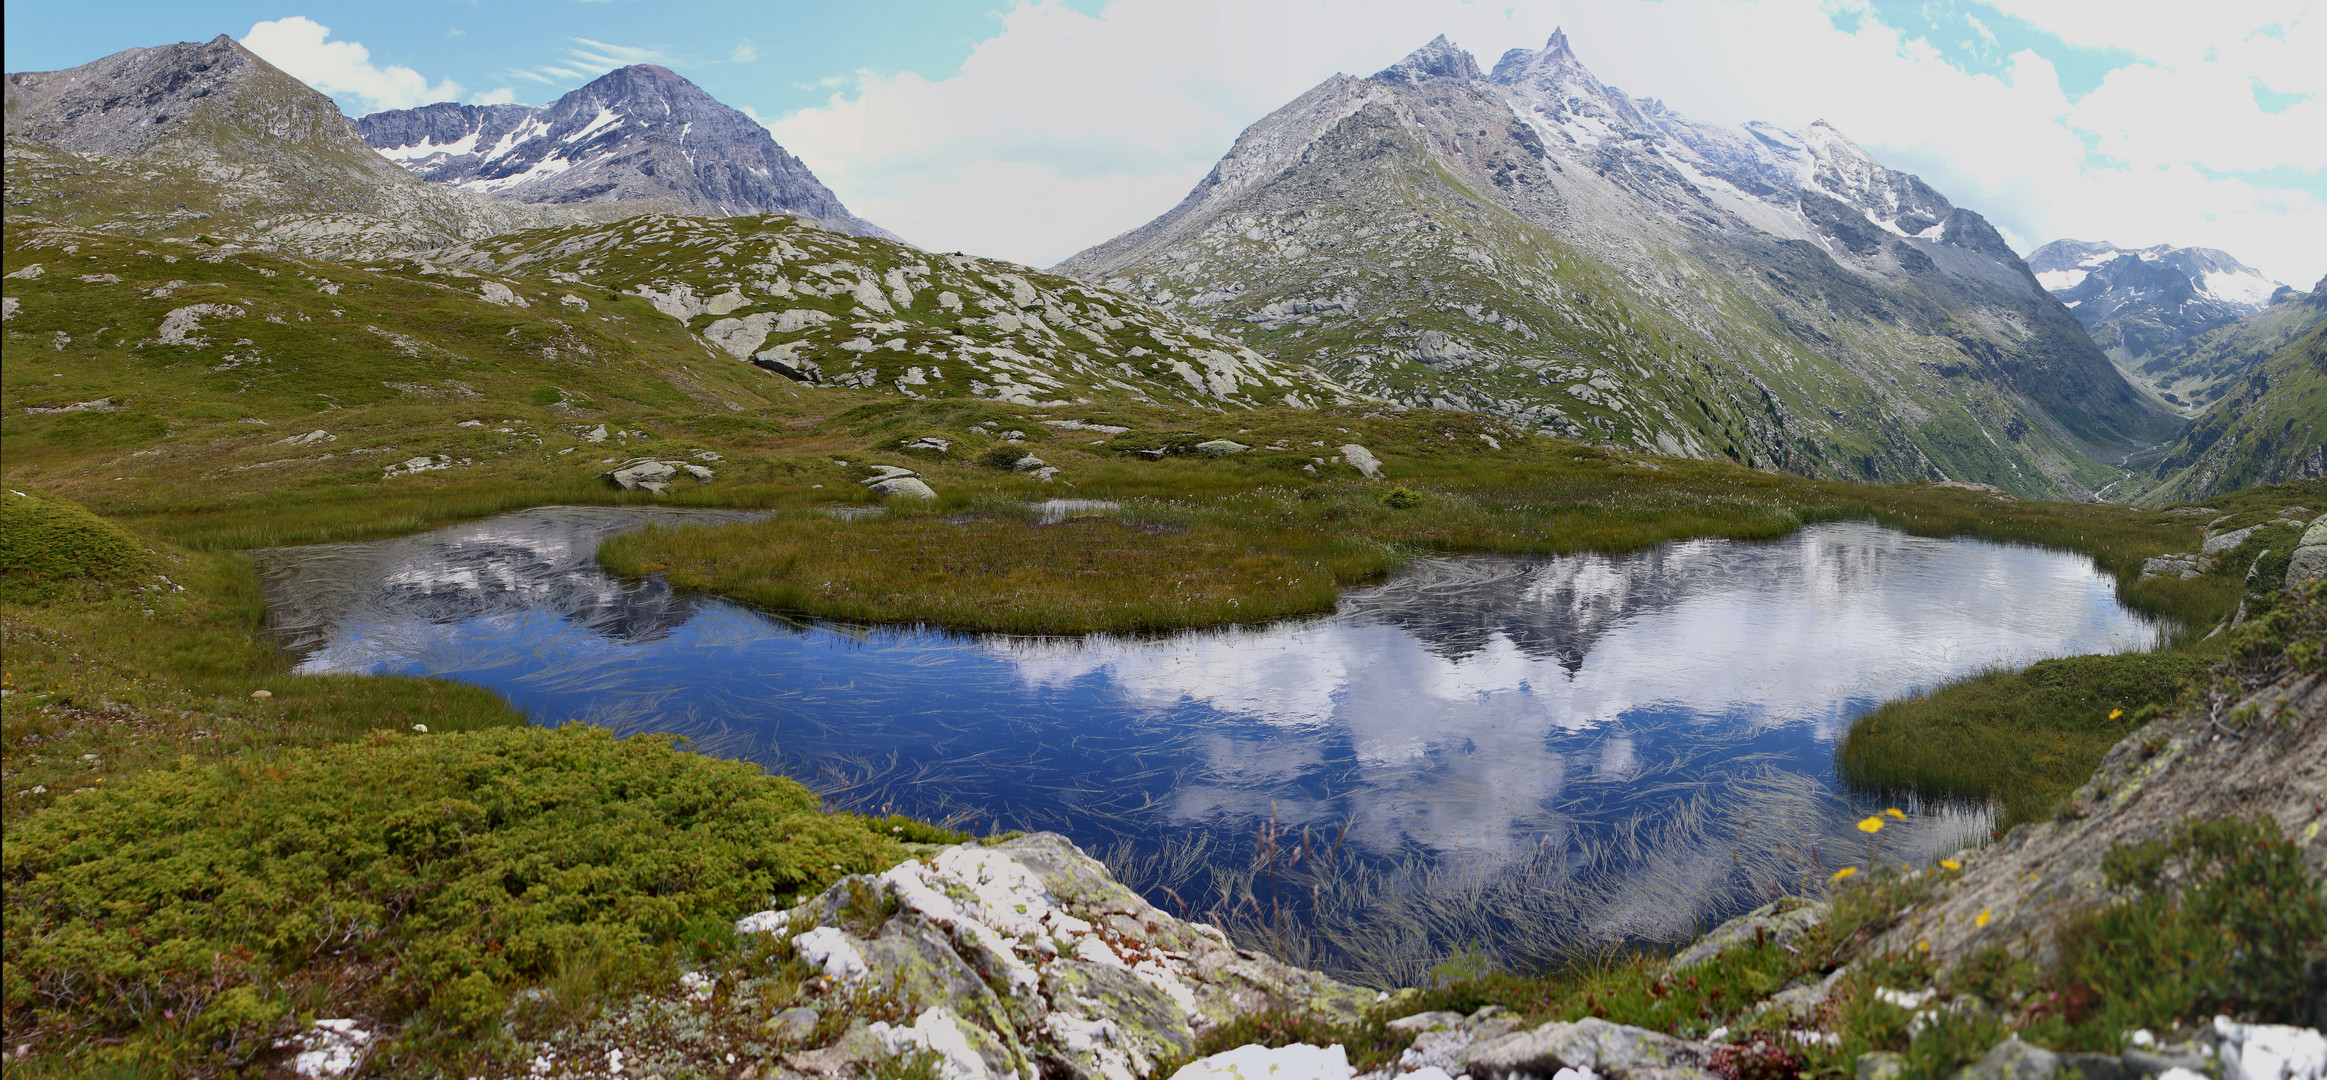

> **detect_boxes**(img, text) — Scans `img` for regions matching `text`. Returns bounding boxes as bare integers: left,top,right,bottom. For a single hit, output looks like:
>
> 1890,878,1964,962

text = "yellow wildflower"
1831,866,1858,881
2109,708,2124,720
1886,808,1906,819
1858,816,1885,833
1975,908,1992,928
1940,859,1961,871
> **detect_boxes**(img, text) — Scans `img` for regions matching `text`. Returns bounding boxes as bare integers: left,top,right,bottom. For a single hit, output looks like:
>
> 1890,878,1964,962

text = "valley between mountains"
2,21,2322,1080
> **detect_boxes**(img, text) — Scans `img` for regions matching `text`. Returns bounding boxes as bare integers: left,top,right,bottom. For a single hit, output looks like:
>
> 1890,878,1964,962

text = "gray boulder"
2289,514,2327,588
1464,1017,1716,1080
866,476,938,499
1340,444,1383,478
604,458,711,493
1194,439,1249,456
2202,524,2260,555
1950,1036,2058,1080
1662,897,1826,973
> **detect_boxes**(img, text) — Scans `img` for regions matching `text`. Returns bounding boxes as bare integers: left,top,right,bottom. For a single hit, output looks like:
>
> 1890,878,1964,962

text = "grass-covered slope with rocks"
424,213,1342,410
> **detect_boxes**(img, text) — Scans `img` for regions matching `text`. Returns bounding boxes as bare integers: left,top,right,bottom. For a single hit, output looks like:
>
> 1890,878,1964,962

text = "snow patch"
459,154,575,194
2036,269,2089,293
564,106,624,143
2201,270,2280,309
376,131,480,163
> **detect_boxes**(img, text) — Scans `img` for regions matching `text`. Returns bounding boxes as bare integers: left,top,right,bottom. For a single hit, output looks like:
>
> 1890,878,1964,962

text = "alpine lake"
253,506,2163,981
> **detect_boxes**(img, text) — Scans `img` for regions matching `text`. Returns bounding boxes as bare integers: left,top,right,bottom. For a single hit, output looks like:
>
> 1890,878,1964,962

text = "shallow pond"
255,508,2162,982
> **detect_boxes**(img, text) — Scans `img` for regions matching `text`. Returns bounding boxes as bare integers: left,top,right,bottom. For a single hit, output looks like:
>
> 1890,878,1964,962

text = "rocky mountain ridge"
1060,31,2180,499
355,65,896,241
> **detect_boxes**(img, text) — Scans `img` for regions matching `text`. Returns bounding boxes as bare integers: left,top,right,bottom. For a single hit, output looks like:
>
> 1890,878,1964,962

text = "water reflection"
254,509,2162,982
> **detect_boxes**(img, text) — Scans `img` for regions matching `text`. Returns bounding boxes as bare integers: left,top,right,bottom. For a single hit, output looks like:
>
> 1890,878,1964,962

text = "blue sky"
4,1,2320,283
0,1,1061,118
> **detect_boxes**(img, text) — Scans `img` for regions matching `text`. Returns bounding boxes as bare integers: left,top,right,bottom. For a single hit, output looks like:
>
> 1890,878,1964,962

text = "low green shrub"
2057,816,2327,1030
978,444,1034,470
2,725,908,1053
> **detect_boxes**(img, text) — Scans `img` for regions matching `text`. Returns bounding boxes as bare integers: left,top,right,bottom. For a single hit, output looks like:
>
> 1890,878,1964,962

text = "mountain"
1058,32,2181,499
355,66,896,241
3,35,594,255
2027,239,2286,404
2111,277,2327,504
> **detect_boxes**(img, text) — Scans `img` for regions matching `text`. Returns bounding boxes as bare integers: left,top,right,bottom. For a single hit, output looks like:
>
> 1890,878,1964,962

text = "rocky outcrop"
730,833,1378,1080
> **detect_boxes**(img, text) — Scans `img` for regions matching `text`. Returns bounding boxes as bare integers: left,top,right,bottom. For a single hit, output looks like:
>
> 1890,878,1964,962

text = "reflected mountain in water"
255,506,762,665
1344,527,1927,671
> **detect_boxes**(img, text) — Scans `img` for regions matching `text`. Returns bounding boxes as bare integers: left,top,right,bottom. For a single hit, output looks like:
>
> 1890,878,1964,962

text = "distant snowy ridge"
355,65,896,241
2027,238,2288,379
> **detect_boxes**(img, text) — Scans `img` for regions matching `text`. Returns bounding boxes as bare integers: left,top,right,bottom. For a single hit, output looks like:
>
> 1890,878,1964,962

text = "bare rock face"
731,833,1379,1080
355,65,897,241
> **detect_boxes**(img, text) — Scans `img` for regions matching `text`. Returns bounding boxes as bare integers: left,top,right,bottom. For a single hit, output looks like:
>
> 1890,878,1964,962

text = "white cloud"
765,0,2324,286
471,87,520,106
241,16,462,114
732,38,760,64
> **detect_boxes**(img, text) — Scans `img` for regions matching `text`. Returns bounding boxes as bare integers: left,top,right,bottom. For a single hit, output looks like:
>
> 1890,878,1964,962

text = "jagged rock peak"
1489,27,1587,83
1373,35,1485,85
357,64,898,241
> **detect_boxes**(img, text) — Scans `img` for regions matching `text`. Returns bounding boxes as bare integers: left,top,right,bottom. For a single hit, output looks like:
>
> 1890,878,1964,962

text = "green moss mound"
2,724,906,1049
0,487,155,602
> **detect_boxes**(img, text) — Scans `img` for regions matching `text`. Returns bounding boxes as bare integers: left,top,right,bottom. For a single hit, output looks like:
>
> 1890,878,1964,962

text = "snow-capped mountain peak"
355,65,895,240
2027,238,2288,363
